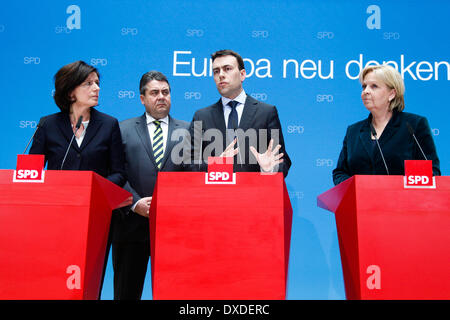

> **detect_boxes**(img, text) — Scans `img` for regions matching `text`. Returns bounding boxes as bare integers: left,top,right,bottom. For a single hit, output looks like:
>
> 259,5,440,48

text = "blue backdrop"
1,0,448,299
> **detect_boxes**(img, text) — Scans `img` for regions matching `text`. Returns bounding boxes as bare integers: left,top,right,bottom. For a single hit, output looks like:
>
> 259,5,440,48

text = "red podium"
317,175,450,300
0,170,131,300
149,172,292,299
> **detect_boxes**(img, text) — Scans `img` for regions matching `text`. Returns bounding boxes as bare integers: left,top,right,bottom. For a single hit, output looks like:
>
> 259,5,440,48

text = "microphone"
406,122,428,160
23,117,47,154
369,122,389,175
60,115,83,170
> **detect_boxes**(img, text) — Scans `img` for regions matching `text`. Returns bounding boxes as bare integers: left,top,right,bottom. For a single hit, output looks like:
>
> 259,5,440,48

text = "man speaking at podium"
189,49,291,176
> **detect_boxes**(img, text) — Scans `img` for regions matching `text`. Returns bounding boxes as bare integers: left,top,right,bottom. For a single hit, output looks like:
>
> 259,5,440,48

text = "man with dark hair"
111,70,188,299
211,49,245,71
190,49,291,176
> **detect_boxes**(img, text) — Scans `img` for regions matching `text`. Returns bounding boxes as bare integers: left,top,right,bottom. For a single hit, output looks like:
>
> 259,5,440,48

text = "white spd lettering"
407,175,430,184
16,170,39,179
208,172,230,181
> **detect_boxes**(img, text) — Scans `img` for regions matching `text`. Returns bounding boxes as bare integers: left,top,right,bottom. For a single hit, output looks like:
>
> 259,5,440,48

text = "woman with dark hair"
29,60,126,186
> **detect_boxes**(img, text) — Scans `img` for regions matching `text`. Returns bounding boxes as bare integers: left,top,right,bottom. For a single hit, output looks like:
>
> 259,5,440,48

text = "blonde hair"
359,64,405,112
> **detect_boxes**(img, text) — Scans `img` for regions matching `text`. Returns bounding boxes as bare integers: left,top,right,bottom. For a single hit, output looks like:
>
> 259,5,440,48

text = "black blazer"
29,108,126,187
332,111,440,185
112,114,189,243
189,95,291,177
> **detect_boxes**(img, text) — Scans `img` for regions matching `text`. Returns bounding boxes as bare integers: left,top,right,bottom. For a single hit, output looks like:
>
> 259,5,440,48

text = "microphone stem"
370,123,389,175
60,134,76,170
23,128,38,154
375,138,389,175
412,134,428,160
60,115,82,170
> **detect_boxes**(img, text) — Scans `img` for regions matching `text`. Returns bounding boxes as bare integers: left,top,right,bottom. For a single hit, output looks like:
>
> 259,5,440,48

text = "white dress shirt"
221,90,274,173
75,120,89,147
131,113,169,212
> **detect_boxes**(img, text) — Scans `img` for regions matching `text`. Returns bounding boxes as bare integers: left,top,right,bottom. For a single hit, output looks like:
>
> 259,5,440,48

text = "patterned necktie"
227,100,239,130
152,120,164,169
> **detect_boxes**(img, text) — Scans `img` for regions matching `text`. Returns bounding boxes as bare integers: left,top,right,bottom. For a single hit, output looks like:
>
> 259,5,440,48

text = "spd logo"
13,154,45,183
207,171,233,183
205,157,235,184
404,160,435,189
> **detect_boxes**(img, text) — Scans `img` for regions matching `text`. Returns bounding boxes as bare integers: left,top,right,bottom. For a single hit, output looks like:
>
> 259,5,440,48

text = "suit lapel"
210,100,228,149
212,100,227,133
56,112,81,152
79,109,102,151
378,110,401,145
211,95,258,151
159,116,178,169
235,95,257,168
135,113,158,167
239,95,258,131
359,119,372,160
359,111,401,166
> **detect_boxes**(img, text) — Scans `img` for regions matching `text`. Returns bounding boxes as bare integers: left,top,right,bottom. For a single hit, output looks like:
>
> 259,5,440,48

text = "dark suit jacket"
332,111,441,185
29,108,126,187
189,95,291,177
113,114,189,243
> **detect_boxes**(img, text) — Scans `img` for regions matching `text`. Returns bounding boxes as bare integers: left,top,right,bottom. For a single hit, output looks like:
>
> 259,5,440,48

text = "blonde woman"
332,64,440,185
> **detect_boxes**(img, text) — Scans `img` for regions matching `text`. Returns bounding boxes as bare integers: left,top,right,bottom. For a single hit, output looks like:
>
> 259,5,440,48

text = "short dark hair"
53,61,99,113
211,49,245,71
139,71,170,95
